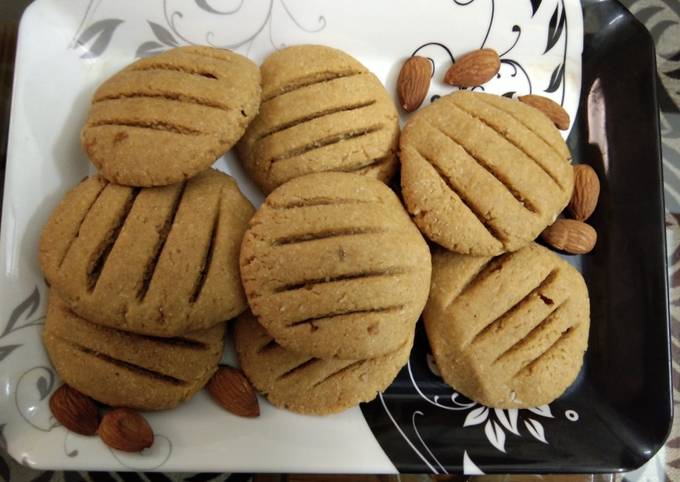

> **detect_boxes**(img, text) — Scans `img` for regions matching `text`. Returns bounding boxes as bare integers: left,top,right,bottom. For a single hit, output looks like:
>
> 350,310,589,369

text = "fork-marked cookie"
39,169,254,336
237,45,399,194
239,172,431,359
81,46,261,186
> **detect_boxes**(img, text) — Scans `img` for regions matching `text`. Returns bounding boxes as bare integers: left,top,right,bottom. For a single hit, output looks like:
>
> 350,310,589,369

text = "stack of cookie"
39,46,261,410
235,172,431,415
399,90,590,408
230,45,429,415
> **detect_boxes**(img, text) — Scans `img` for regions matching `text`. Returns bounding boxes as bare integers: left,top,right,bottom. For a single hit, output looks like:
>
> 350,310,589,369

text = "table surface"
0,0,678,481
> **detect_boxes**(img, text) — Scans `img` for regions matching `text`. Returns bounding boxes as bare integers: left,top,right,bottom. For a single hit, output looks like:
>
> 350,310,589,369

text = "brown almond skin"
49,384,99,436
397,56,432,112
207,365,260,418
444,48,500,87
568,164,600,221
99,408,154,452
541,219,597,254
519,94,571,130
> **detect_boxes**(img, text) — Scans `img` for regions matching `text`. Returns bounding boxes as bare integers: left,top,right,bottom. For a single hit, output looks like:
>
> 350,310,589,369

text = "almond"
444,48,500,87
541,219,597,255
49,384,99,436
397,56,432,112
99,408,154,452
207,365,260,418
519,94,570,130
568,164,600,221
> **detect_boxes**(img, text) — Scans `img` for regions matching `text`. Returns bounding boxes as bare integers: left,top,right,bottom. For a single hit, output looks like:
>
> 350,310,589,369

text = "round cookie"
81,46,261,186
234,311,412,415
239,172,431,360
424,243,590,408
43,293,226,410
237,44,400,194
400,91,574,256
39,169,254,336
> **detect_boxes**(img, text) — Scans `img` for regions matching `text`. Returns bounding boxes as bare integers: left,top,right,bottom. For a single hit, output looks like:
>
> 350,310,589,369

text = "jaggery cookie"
43,294,225,410
424,243,589,408
400,91,574,256
240,172,431,359
81,46,261,186
39,169,254,336
234,311,412,415
237,45,399,194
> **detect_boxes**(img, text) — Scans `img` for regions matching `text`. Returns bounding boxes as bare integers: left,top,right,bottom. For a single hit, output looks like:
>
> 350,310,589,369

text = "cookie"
81,46,261,186
240,172,431,359
39,169,254,336
234,311,412,415
237,45,399,194
424,243,589,408
400,91,574,256
43,293,225,410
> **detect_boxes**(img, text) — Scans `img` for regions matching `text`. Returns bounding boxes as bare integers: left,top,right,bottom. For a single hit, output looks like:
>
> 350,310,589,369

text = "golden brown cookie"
81,46,261,187
400,91,574,256
424,243,589,408
43,293,226,410
237,45,399,194
234,311,412,415
240,172,431,359
39,169,254,336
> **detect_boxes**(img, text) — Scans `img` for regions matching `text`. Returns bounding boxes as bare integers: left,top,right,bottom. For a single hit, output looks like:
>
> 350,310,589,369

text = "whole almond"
519,94,570,130
444,48,500,87
49,384,99,436
99,408,154,452
568,164,600,221
207,365,260,418
541,219,597,254
397,56,432,112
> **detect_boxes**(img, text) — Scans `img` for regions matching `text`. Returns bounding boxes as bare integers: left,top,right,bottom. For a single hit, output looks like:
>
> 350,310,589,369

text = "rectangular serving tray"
0,0,670,474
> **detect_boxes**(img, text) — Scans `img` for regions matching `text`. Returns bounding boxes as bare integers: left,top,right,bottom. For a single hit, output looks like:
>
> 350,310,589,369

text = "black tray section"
361,0,672,474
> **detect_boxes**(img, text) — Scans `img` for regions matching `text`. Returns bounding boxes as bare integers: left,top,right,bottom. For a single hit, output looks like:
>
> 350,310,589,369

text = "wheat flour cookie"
234,311,412,415
400,90,574,256
240,172,431,359
43,294,226,410
424,243,589,408
81,46,261,186
39,169,254,336
237,44,399,194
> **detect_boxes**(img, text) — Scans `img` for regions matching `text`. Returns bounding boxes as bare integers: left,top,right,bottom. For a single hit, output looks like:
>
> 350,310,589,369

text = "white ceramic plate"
0,0,582,472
